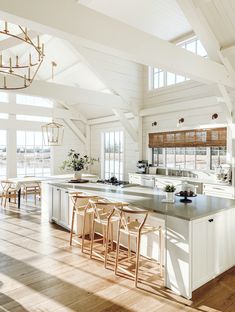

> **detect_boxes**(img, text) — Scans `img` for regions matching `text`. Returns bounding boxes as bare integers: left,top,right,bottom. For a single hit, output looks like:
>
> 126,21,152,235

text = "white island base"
41,182,235,299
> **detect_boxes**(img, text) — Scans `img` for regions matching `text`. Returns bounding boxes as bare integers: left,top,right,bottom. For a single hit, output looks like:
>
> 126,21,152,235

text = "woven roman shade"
149,127,227,148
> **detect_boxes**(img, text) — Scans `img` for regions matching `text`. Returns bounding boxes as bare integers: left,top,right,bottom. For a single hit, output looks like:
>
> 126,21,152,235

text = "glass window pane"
175,147,185,168
186,40,196,53
159,71,164,88
197,40,207,57
17,131,51,177
166,148,175,168
185,147,195,169
196,147,207,170
167,72,175,86
103,131,123,180
0,130,7,178
176,75,185,83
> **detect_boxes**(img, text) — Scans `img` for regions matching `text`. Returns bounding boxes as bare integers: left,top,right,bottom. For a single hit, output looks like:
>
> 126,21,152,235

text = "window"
103,131,123,180
0,92,8,103
211,147,227,169
150,37,207,90
0,130,7,178
152,146,226,171
16,94,53,108
16,115,52,122
17,131,51,177
0,113,8,119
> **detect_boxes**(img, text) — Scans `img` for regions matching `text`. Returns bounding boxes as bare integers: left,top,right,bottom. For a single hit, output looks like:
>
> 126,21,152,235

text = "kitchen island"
41,180,235,299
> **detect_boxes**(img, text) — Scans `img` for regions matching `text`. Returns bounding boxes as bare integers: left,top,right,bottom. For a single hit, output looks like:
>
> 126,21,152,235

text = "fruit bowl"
175,191,197,203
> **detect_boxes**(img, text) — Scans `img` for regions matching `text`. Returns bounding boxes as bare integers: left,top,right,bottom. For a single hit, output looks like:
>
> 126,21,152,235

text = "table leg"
18,189,21,209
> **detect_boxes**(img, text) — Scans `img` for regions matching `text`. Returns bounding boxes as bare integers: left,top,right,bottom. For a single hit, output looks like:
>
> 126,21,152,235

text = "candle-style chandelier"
0,21,44,90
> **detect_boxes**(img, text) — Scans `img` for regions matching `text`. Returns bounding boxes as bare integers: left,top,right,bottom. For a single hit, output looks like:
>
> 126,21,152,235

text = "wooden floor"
0,200,235,312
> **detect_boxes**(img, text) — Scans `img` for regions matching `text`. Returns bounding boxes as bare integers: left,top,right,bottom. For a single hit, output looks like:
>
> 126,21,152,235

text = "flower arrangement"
61,149,97,172
163,184,176,193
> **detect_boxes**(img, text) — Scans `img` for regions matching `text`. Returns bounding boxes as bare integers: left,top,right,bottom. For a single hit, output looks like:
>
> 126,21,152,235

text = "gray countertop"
129,173,232,186
45,181,235,221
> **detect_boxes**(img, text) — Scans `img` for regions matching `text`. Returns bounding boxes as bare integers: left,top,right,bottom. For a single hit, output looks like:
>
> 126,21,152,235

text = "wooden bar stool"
114,206,163,287
89,199,126,268
69,192,101,253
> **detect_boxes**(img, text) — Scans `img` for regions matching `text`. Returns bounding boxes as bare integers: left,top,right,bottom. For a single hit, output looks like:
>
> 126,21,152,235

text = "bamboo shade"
149,127,227,148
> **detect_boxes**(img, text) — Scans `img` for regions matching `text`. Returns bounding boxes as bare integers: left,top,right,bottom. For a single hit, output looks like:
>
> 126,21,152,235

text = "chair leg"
90,219,95,259
104,222,110,268
115,221,121,275
70,209,75,246
135,233,141,288
81,211,87,253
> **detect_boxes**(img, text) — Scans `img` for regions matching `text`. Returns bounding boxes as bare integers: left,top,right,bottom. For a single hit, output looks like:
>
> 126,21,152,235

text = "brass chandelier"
0,21,44,90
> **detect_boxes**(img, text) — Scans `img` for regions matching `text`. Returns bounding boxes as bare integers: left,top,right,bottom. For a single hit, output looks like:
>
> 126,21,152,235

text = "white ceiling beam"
0,102,83,120
0,0,234,87
11,79,126,109
63,118,86,144
88,113,134,125
0,30,37,51
221,45,235,57
112,108,138,143
58,101,87,124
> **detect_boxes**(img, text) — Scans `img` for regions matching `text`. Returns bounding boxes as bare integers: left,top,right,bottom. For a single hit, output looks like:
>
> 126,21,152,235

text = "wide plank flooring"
0,200,235,312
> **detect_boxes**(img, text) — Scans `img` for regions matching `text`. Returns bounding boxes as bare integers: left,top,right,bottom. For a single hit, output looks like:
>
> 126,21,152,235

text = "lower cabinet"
51,186,72,230
203,183,234,199
192,209,235,291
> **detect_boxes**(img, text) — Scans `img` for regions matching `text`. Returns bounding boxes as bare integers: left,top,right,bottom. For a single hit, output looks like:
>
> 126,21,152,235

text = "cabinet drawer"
203,184,234,199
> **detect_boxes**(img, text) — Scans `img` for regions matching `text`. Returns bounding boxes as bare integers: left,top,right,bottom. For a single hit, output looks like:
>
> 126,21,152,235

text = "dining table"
7,177,46,208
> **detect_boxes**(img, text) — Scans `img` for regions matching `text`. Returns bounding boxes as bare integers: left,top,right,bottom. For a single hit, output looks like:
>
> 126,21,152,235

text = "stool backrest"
115,206,148,233
70,193,100,211
89,199,125,222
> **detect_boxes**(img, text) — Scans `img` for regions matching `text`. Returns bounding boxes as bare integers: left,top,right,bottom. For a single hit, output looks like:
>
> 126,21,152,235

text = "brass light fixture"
0,21,45,90
42,120,64,146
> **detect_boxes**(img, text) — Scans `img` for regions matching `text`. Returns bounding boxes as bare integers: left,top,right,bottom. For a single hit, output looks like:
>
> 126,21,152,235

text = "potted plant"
163,184,176,202
61,149,97,179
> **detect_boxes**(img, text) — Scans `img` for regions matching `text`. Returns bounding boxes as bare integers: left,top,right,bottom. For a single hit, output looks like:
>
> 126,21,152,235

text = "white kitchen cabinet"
155,177,182,192
52,187,61,222
192,209,235,291
60,189,70,228
51,187,72,230
203,183,234,199
140,175,155,187
128,173,141,185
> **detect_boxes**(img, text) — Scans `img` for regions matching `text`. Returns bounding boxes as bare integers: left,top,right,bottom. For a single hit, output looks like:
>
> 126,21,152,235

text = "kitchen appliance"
97,176,130,188
136,160,148,174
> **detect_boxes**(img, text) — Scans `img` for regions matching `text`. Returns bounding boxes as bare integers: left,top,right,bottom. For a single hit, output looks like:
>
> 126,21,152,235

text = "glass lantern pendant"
42,120,64,146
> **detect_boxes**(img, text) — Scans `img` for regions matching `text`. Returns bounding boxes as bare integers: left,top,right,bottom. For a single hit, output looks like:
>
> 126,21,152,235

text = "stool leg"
90,219,95,259
128,234,131,258
81,211,87,253
135,233,141,288
104,222,110,268
110,223,114,251
70,209,75,246
115,221,121,275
